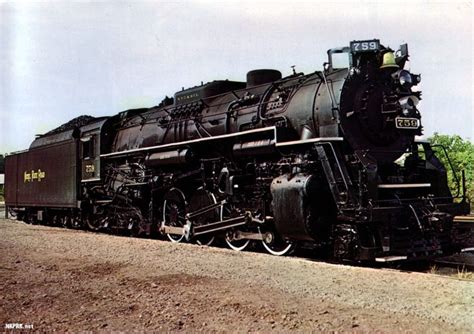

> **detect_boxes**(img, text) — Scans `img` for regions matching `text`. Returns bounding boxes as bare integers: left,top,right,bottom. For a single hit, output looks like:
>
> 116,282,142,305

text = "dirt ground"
0,219,473,333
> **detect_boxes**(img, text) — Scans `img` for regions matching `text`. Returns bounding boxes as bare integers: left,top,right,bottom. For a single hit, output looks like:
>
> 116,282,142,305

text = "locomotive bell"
380,52,399,69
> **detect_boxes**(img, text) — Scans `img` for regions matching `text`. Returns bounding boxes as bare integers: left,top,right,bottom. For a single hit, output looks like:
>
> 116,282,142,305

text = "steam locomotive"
5,39,470,261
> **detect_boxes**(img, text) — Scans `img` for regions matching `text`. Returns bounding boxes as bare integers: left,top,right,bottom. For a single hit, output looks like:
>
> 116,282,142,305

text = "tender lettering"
24,169,46,183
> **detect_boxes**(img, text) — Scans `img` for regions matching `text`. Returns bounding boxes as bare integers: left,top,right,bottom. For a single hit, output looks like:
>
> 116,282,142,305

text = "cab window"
82,137,94,159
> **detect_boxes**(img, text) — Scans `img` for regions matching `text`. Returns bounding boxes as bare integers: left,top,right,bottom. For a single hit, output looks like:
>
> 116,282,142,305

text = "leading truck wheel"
163,188,187,243
261,229,295,256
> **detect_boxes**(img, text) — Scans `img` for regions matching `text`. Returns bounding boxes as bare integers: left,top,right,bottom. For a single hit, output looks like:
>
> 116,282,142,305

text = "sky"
0,0,472,153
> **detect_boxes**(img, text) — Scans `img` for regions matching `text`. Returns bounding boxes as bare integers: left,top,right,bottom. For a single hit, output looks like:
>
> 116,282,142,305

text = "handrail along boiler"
5,39,470,261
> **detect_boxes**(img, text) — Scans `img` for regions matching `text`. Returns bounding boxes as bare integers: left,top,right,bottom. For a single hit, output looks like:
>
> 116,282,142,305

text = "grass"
428,264,474,281
429,264,438,275
456,266,474,280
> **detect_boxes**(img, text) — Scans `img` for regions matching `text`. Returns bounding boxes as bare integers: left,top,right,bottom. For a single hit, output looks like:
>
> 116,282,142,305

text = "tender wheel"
52,215,61,226
71,216,82,229
163,188,187,243
54,215,67,227
188,188,217,246
261,229,294,256
62,216,71,228
225,229,251,251
26,213,36,225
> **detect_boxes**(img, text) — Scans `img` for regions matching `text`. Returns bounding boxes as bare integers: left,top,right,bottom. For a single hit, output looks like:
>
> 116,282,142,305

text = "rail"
0,202,5,219
454,215,474,223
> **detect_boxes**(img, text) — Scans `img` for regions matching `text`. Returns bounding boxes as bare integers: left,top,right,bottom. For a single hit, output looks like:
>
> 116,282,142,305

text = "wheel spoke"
163,188,187,243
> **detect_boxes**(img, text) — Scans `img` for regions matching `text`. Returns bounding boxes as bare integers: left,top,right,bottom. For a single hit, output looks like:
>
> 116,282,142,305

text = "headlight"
398,70,413,88
392,70,413,88
399,96,419,115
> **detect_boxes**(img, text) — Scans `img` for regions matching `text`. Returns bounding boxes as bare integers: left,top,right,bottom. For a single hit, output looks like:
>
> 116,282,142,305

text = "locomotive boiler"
5,39,470,261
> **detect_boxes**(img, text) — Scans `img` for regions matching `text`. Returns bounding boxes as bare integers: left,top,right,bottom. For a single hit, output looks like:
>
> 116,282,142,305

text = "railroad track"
433,249,474,271
430,214,474,271
454,214,474,223
3,212,474,273
452,213,474,250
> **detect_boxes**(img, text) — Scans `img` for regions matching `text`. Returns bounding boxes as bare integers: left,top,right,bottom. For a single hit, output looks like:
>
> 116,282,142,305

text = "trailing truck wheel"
85,214,101,231
163,188,187,243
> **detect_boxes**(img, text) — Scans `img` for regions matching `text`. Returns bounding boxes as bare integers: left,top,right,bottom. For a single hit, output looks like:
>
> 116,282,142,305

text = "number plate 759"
350,40,380,53
395,117,420,129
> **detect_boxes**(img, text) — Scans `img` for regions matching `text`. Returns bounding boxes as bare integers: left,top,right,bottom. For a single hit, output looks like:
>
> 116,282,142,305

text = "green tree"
428,133,473,207
0,154,3,201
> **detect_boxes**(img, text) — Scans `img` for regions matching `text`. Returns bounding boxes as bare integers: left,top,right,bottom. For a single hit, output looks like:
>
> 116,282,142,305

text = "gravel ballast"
0,219,472,332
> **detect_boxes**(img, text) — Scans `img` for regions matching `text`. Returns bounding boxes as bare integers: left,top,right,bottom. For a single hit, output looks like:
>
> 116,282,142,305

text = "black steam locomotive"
5,39,470,261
